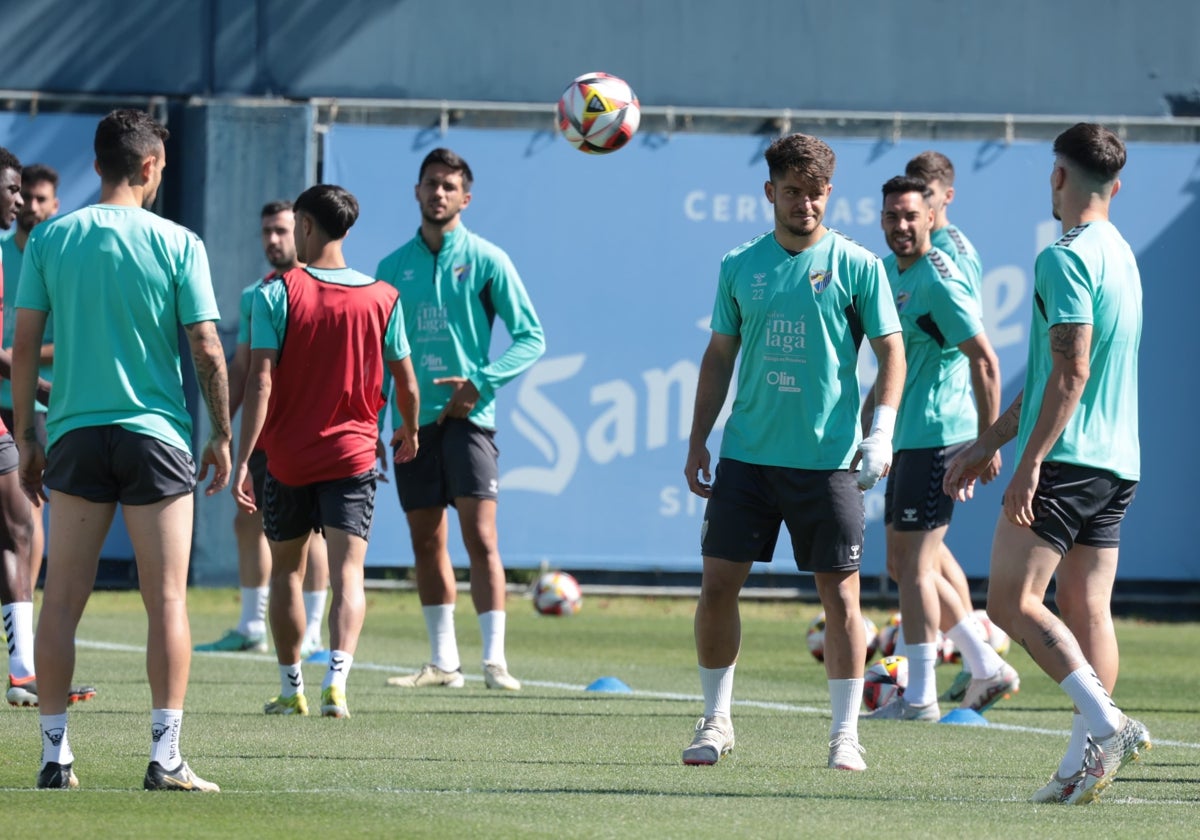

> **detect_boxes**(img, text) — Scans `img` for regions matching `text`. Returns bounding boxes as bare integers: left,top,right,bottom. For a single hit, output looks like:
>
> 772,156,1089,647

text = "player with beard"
863,175,1016,722
378,148,544,693
681,133,904,771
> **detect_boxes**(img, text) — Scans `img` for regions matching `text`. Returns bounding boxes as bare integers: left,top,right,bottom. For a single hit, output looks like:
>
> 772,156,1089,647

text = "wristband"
869,404,897,439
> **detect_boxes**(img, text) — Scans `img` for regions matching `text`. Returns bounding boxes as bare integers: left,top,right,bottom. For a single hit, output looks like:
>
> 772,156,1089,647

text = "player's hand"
433,377,480,423
392,425,419,464
232,461,256,514
852,432,892,490
1002,461,1040,527
685,443,713,498
943,438,996,501
16,440,48,507
197,436,231,495
35,378,52,406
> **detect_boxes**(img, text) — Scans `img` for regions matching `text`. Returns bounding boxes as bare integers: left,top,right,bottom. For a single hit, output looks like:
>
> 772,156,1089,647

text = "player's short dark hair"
21,163,57,190
881,175,932,202
293,184,359,240
764,134,836,185
94,109,168,183
1053,123,1126,183
418,148,474,190
261,199,293,218
906,151,955,186
0,146,21,176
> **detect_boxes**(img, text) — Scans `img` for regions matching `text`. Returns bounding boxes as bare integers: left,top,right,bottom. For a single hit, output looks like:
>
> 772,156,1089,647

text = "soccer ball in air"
556,72,641,154
533,571,583,616
805,612,880,664
863,655,909,711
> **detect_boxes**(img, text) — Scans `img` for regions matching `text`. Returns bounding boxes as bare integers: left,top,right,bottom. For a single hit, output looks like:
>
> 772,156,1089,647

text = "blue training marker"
585,676,632,693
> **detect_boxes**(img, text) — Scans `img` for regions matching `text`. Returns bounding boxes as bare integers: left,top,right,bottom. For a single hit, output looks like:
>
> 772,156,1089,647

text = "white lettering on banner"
683,191,874,226
982,266,1027,350
501,354,703,495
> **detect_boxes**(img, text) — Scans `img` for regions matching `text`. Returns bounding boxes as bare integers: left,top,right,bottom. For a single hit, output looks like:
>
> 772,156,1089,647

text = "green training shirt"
886,247,983,450
711,229,900,469
17,204,219,453
931,224,982,301
1016,221,1142,480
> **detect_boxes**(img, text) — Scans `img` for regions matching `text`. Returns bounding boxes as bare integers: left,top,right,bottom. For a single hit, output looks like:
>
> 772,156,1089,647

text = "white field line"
81,639,1200,750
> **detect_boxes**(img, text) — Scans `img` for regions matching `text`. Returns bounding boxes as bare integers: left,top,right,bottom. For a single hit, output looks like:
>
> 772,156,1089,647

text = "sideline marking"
81,639,1200,750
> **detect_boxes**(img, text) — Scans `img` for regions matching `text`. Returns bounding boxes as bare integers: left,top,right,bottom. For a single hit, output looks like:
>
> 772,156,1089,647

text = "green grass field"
2,588,1196,838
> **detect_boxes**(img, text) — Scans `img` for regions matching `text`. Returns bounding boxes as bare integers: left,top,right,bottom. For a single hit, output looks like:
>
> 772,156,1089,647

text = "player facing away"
195,200,330,659
863,175,1017,721
902,150,999,705
1,164,59,595
234,184,419,718
944,123,1149,804
377,148,545,692
682,134,905,771
13,109,231,791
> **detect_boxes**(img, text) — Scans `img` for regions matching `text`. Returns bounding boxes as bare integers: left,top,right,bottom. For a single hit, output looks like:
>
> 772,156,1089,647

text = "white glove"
856,405,896,491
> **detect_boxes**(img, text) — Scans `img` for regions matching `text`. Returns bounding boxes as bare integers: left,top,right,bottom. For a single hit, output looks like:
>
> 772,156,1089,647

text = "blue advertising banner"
324,124,1197,580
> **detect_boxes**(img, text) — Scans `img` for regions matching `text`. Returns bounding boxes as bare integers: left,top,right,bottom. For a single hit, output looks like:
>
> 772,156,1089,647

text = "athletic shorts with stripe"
392,417,499,512
700,458,865,573
883,442,970,531
263,469,377,543
1030,461,1137,556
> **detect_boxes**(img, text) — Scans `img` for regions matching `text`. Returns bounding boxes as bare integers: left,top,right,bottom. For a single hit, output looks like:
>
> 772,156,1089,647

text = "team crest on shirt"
895,290,910,312
453,263,471,282
809,270,830,293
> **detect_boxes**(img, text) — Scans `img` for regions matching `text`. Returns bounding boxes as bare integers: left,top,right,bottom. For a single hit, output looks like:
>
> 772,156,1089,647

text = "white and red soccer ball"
533,571,583,616
556,72,641,154
863,655,909,711
806,612,879,664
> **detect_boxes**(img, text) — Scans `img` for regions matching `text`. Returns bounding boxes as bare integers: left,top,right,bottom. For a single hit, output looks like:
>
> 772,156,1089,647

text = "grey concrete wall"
1,0,1197,116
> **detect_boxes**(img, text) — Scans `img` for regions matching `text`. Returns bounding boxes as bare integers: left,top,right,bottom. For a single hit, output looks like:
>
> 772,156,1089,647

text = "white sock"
3,601,35,679
905,642,939,707
303,588,327,647
279,662,304,698
946,615,1004,678
479,610,506,667
828,678,863,739
149,709,182,768
893,624,908,658
1058,713,1090,777
322,650,353,691
699,664,735,719
423,604,460,672
1060,667,1122,739
40,712,73,765
238,586,269,638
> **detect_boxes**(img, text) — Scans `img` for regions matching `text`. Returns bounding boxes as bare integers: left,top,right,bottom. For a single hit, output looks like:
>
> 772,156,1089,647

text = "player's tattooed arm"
989,392,1023,445
185,320,232,441
1049,322,1090,361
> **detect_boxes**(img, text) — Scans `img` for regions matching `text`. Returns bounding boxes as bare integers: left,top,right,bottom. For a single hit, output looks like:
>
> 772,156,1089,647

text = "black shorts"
0,408,47,449
248,449,268,508
263,469,377,542
393,418,499,512
701,458,865,573
0,434,17,475
883,442,969,531
43,426,195,505
1030,462,1138,556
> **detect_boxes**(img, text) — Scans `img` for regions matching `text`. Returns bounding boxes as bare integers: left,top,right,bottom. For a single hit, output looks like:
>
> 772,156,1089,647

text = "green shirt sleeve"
175,233,220,326
250,280,288,352
928,273,983,348
858,255,902,339
468,252,544,401
1036,246,1093,326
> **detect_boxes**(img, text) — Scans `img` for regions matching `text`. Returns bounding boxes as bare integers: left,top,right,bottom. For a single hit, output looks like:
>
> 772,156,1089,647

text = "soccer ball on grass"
532,571,583,616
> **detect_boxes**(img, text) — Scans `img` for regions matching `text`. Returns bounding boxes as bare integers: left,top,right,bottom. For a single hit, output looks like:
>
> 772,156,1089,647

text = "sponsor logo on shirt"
809,269,830,294
765,369,801,392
